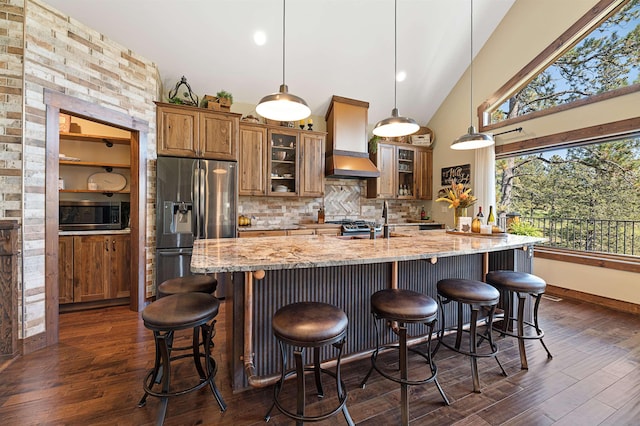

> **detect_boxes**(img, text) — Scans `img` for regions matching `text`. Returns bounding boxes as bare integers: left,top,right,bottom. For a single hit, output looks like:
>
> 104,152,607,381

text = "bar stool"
435,279,506,393
360,289,449,426
156,274,217,299
138,292,226,425
265,301,354,425
486,270,553,369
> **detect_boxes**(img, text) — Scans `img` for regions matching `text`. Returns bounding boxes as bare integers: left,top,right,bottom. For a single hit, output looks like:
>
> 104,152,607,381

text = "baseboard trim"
21,331,47,355
546,284,639,315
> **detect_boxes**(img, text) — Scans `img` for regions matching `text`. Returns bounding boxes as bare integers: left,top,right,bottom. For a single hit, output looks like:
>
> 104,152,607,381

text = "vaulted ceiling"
43,0,515,125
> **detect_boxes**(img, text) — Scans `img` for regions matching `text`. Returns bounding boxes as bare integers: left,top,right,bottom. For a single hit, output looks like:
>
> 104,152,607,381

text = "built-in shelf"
59,189,130,194
59,132,130,145
59,160,130,169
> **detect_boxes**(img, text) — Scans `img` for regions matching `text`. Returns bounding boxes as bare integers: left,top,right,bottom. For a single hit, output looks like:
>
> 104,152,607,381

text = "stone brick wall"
11,0,161,339
0,0,24,221
239,178,428,227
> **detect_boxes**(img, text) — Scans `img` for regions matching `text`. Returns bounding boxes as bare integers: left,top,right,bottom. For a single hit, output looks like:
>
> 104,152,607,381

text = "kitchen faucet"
382,201,390,238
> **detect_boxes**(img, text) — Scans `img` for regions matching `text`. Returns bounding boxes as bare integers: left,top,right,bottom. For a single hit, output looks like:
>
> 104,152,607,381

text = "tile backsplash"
239,178,431,227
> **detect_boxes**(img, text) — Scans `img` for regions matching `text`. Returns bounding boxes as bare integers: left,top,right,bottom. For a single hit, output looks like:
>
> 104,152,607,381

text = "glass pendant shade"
373,108,420,137
451,126,494,150
256,84,310,122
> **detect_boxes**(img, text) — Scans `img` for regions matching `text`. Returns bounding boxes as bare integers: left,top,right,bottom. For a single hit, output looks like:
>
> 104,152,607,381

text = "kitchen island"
191,230,544,392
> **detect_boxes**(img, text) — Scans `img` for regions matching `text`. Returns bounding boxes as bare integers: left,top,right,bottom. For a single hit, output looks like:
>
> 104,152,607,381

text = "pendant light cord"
282,0,286,86
394,0,398,110
469,0,474,126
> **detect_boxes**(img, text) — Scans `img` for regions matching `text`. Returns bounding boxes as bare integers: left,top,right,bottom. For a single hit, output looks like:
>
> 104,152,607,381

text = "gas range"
326,220,382,236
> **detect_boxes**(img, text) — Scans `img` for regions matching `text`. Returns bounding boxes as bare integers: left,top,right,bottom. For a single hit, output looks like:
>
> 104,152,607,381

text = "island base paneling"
227,248,532,392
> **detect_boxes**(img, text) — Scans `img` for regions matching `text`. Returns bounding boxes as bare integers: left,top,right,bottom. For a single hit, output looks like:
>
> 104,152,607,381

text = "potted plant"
216,90,233,107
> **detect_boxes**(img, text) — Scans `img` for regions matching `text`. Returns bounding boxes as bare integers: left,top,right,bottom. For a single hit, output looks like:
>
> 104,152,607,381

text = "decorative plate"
87,172,127,191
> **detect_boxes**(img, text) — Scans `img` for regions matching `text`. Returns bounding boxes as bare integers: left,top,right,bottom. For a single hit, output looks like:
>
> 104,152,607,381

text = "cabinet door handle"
105,240,109,252
112,240,116,252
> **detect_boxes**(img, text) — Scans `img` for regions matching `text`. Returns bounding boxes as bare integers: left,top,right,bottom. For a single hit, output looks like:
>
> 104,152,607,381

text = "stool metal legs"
360,313,449,425
494,291,553,369
435,297,506,393
265,337,353,426
138,321,226,425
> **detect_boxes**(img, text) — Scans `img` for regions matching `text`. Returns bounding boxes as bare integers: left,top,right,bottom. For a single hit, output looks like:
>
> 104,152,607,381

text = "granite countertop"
59,229,131,236
191,229,544,274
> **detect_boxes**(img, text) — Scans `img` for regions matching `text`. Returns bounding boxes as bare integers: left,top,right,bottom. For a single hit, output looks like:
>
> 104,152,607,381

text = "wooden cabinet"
415,148,433,200
239,124,267,196
59,233,130,304
109,234,131,299
367,144,396,198
268,129,299,196
156,102,240,160
58,236,74,304
367,142,432,200
238,230,287,238
299,132,325,197
238,122,325,198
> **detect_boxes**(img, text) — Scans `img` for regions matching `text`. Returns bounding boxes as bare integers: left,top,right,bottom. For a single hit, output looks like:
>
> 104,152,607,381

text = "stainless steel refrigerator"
156,157,237,298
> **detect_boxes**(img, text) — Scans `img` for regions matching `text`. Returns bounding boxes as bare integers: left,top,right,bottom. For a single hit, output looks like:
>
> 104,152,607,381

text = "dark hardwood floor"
1,296,639,425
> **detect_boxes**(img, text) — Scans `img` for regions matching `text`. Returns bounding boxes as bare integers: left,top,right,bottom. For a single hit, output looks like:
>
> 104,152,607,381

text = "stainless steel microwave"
59,201,129,231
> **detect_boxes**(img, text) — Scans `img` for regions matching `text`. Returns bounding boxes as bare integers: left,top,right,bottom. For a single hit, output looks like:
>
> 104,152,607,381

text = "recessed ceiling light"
396,71,406,82
253,31,267,46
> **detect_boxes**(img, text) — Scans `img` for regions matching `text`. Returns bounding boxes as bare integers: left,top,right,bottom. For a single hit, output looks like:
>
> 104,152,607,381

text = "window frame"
478,0,638,132
495,117,640,272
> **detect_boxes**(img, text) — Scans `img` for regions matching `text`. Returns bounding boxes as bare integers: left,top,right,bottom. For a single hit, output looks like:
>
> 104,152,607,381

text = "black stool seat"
157,275,217,299
138,293,225,424
266,302,353,425
486,270,552,369
486,270,546,293
435,278,506,393
371,288,438,322
272,301,347,345
437,279,500,306
142,292,220,331
360,289,448,425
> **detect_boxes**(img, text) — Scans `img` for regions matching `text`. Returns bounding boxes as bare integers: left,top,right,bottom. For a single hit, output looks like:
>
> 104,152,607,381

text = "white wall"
428,0,640,305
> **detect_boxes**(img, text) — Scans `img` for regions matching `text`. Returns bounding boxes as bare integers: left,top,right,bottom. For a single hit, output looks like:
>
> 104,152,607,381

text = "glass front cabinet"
268,130,298,196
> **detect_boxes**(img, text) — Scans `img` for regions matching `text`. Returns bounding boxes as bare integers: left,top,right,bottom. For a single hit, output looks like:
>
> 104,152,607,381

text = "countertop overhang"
191,230,545,274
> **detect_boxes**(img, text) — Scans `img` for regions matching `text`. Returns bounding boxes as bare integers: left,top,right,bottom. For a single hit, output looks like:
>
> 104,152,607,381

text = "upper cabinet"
367,141,432,200
156,102,240,161
239,123,268,196
299,132,325,197
238,122,325,197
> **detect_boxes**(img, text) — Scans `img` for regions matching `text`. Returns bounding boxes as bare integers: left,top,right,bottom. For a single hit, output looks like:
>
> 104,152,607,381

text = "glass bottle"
487,206,495,225
420,206,426,220
476,206,484,224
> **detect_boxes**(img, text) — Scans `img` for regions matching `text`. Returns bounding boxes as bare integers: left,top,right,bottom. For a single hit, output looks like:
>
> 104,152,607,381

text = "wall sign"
441,164,471,186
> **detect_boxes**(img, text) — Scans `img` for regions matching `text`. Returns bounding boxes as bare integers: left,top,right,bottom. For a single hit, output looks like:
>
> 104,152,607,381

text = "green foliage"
507,221,543,237
216,90,233,103
368,135,380,153
492,0,639,122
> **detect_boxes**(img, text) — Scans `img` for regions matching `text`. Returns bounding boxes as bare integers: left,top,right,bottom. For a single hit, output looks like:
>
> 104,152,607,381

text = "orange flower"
435,179,477,209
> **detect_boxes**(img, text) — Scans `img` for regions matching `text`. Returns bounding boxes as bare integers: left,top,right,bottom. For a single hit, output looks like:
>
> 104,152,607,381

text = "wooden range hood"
324,95,380,178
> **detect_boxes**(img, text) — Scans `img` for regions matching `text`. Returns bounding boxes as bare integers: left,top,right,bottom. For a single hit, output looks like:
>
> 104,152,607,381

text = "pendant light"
372,0,419,138
451,0,494,150
256,0,310,122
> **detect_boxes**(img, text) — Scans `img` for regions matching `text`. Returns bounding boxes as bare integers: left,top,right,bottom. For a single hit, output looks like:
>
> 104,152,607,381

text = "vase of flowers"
436,180,477,230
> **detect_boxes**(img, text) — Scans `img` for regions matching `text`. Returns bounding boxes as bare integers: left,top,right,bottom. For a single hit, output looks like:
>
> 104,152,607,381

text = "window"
496,133,640,261
481,0,640,130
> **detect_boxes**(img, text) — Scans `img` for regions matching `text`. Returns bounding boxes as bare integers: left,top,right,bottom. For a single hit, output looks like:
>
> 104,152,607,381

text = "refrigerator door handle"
192,162,200,239
199,166,206,238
